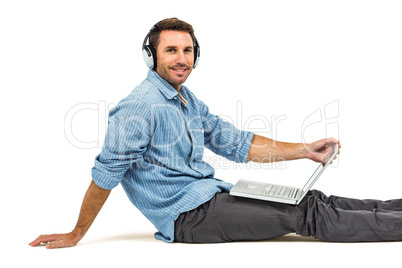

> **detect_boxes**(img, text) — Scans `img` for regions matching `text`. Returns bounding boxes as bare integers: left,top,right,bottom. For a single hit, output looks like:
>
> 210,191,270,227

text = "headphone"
142,25,200,69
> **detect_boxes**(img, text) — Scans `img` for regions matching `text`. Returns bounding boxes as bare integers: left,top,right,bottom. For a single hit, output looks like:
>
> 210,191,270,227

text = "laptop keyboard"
263,185,298,199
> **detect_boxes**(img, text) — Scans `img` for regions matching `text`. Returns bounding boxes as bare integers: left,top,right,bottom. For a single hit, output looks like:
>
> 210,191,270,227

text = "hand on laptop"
305,138,341,165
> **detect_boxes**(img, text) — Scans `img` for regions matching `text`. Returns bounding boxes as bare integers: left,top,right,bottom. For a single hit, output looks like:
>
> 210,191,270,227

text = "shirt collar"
147,69,188,105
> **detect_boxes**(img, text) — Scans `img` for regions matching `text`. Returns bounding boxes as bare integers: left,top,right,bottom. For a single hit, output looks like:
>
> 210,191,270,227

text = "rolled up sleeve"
92,98,154,190
199,100,254,163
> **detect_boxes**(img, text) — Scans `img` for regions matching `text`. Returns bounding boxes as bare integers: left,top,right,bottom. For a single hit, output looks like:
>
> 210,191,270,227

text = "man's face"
155,30,194,91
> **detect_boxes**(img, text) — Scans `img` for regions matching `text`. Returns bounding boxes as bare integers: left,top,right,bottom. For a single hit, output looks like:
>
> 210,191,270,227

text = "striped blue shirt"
92,69,254,242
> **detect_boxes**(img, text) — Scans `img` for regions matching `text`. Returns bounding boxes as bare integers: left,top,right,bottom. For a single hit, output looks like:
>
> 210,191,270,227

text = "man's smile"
170,66,190,75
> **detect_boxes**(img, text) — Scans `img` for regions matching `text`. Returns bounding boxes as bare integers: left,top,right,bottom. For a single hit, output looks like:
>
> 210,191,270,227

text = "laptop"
230,143,338,205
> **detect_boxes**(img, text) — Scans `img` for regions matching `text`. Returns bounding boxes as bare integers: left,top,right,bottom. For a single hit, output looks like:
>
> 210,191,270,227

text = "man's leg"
174,191,402,243
309,189,402,211
174,192,305,243
299,190,402,242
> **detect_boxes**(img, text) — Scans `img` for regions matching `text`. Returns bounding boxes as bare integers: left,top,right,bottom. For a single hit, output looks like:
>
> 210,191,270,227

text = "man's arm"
247,135,340,163
29,180,111,249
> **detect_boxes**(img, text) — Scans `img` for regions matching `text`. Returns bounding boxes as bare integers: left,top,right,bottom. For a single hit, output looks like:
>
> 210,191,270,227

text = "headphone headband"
142,26,200,69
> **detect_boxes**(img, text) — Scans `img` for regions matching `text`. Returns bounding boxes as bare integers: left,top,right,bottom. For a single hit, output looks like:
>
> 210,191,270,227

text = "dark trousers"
174,190,402,243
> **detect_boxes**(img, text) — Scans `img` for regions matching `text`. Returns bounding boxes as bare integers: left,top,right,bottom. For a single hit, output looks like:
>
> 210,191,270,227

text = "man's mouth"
170,66,190,74
173,68,186,72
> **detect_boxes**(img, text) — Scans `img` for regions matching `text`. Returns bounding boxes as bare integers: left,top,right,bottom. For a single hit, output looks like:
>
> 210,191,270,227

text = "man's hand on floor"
29,231,81,249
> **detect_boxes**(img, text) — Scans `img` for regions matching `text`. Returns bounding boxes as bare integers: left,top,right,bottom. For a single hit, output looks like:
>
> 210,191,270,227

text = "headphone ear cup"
193,38,200,69
193,46,200,69
142,45,157,69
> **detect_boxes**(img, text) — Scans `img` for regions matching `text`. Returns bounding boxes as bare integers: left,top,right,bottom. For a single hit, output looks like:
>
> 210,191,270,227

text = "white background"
1,0,402,267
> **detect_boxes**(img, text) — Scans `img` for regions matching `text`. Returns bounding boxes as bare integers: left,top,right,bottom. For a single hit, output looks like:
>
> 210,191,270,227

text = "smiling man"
155,31,194,89
30,18,402,249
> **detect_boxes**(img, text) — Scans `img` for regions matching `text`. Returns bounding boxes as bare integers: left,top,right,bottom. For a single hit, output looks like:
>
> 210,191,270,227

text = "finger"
46,240,63,249
326,137,337,145
29,235,48,247
29,234,57,247
46,239,74,249
327,138,342,149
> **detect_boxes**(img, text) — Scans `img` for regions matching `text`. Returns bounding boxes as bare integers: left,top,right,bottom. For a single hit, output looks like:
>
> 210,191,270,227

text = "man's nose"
175,51,186,65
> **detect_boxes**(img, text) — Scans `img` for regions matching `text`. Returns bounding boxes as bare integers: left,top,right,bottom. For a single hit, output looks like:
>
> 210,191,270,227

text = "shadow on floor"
266,233,323,242
83,232,323,246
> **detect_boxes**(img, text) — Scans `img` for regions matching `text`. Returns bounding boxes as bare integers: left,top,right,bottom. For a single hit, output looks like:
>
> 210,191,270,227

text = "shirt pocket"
190,127,204,161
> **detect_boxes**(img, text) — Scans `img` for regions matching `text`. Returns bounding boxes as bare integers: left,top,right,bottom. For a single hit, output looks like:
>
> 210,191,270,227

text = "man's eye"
167,49,176,52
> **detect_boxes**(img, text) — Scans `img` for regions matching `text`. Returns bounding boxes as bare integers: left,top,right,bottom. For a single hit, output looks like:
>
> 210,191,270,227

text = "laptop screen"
301,143,338,194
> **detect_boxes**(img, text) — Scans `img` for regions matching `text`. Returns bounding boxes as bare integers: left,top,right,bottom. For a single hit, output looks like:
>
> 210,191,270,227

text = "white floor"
14,230,401,268
7,184,401,268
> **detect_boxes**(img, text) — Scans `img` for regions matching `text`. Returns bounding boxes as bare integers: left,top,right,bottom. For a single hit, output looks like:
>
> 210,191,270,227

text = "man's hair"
149,18,196,51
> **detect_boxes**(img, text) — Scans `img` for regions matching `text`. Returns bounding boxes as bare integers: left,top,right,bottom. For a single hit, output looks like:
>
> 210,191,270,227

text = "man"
30,18,402,248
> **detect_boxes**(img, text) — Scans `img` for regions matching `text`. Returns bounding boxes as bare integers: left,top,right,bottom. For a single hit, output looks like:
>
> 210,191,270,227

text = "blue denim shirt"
92,69,254,242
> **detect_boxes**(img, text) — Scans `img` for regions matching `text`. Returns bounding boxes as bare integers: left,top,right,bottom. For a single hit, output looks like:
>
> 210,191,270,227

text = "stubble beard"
157,64,192,90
